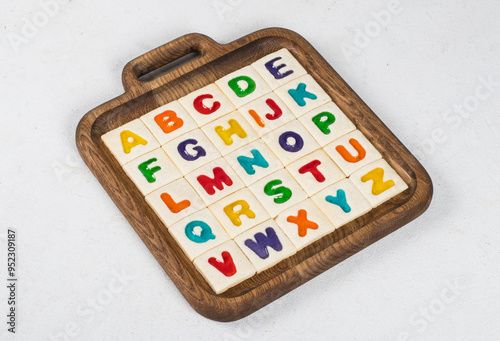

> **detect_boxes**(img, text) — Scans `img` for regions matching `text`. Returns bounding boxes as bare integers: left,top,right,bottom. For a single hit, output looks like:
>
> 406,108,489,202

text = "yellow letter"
214,119,247,145
223,200,255,226
120,130,148,154
361,167,395,195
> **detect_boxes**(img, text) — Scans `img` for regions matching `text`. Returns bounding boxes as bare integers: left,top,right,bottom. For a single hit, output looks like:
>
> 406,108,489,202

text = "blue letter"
325,189,351,213
288,83,317,107
236,149,269,175
185,221,216,243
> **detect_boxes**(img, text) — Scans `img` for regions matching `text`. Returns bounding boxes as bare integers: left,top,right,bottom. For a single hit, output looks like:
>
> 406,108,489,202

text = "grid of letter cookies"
101,48,408,294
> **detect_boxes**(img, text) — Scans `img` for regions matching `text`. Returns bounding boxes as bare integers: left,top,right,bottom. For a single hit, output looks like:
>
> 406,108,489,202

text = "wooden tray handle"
121,33,222,93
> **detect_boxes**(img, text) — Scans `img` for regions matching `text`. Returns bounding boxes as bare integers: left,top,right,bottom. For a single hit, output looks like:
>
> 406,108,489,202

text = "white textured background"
1,0,499,340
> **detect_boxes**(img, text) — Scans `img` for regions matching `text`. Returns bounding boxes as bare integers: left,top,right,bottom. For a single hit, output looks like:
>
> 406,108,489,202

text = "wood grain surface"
75,28,433,321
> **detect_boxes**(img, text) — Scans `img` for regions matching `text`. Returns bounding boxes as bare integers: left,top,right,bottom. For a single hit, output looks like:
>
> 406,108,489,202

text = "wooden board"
76,28,432,321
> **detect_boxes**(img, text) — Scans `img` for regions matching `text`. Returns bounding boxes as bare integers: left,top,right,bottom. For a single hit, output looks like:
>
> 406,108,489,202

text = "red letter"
264,98,283,120
193,94,221,115
298,159,325,182
208,251,237,277
197,167,233,195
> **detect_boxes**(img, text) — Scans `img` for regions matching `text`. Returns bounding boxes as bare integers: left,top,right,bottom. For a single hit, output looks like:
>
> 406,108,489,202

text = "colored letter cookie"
201,111,259,156
286,149,345,196
251,48,307,90
261,120,320,166
169,208,230,261
162,129,221,175
225,139,283,186
185,158,245,205
349,159,408,207
140,101,198,145
275,199,336,250
194,240,256,294
324,130,382,176
248,169,308,218
146,178,206,227
299,101,356,146
312,178,372,228
102,119,160,165
274,74,331,118
234,220,297,273
215,66,272,108
209,188,270,238
122,148,182,195
178,84,235,126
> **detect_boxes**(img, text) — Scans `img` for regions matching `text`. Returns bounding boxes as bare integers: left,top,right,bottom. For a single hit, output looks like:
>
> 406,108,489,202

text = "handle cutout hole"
138,52,202,82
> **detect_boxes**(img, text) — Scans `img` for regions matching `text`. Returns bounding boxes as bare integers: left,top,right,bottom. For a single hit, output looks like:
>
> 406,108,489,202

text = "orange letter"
160,193,191,213
335,138,366,163
286,209,318,237
248,109,265,127
154,110,184,134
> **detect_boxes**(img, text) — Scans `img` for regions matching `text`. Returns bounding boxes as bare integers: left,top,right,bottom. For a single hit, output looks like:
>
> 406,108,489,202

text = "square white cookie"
140,101,198,145
193,240,256,294
201,111,258,156
122,148,182,195
168,208,230,261
323,130,382,176
275,199,336,250
286,149,345,196
248,169,308,218
185,158,244,205
162,129,221,175
224,139,284,186
311,178,372,228
102,119,160,165
261,120,320,166
349,159,409,207
209,188,270,238
215,66,272,108
145,178,206,228
299,101,356,146
178,83,235,126
274,74,331,117
238,92,295,136
251,48,307,90
234,220,297,273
